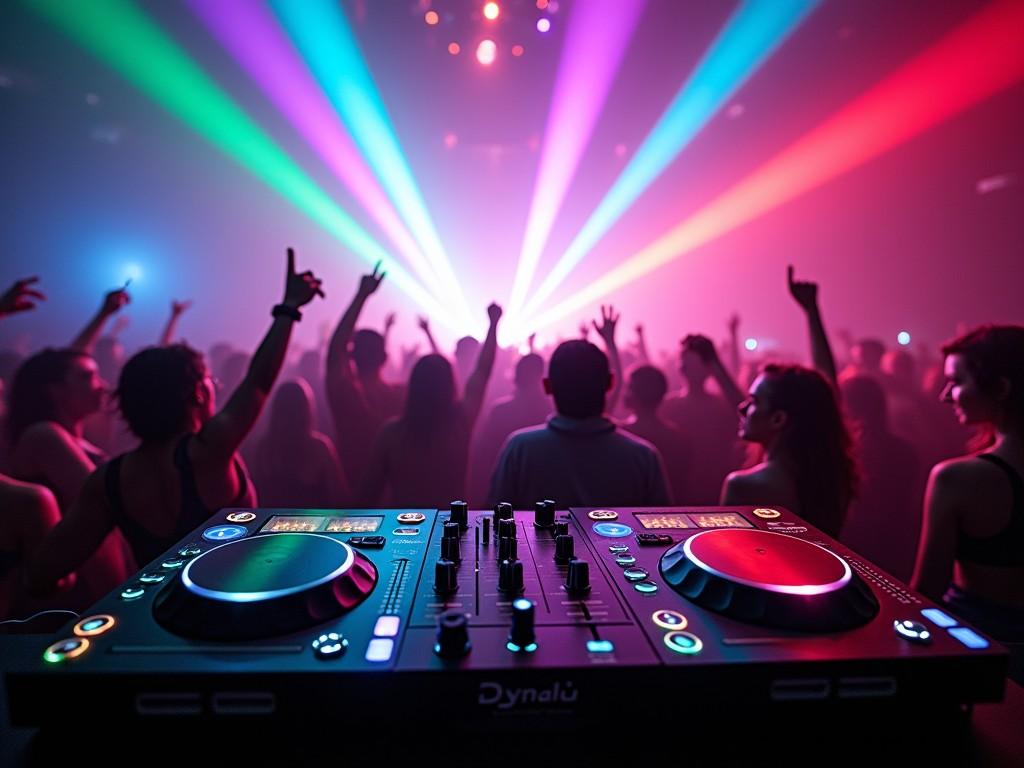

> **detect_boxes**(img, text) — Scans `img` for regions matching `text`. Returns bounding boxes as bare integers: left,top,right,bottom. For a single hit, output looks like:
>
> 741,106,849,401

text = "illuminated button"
178,544,202,557
614,553,637,567
949,627,990,650
226,511,256,523
664,631,703,655
893,619,932,644
652,610,688,630
311,632,348,660
608,544,630,553
373,616,401,638
120,584,145,601
161,558,186,570
202,524,247,542
636,533,673,546
74,615,115,637
593,522,633,538
365,638,395,662
43,637,90,663
623,567,649,582
393,528,419,536
588,509,619,521
634,581,659,594
586,639,615,654
138,572,166,584
752,508,781,519
397,512,426,524
921,608,957,628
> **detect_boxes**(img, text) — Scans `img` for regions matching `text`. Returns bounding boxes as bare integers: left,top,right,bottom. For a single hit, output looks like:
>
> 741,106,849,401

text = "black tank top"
957,453,1024,567
104,435,251,567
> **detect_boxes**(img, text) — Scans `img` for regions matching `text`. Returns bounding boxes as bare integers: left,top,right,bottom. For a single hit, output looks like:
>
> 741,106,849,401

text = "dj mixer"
4,503,1008,729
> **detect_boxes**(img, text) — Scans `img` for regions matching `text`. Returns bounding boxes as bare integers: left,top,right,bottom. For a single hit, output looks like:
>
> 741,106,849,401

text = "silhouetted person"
489,339,669,508
912,325,1024,683
251,378,348,508
360,304,502,507
622,365,689,504
326,263,404,486
28,249,323,590
840,374,922,581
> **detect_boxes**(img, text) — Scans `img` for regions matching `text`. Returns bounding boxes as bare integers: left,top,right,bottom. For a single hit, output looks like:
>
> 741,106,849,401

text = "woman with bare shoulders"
27,249,323,589
912,325,1024,682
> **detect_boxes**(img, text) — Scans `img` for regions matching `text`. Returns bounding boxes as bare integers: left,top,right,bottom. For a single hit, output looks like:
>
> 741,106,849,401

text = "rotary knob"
495,502,514,521
499,559,525,594
434,559,459,595
434,610,471,658
449,500,469,529
498,536,518,563
554,520,569,538
554,534,575,564
534,500,556,529
507,598,537,652
497,517,517,541
441,535,461,563
565,558,591,595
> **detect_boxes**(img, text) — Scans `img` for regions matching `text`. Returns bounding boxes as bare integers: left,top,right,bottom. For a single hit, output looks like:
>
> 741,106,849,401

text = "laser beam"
271,0,475,330
24,0,452,326
526,0,1024,336
521,0,819,322
505,0,646,325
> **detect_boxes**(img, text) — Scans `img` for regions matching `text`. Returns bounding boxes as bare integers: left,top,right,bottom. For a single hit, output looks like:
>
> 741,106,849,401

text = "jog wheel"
660,529,878,632
154,533,377,639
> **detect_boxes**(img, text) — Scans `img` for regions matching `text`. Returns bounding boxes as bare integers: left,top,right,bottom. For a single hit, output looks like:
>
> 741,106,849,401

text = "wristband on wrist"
272,303,302,322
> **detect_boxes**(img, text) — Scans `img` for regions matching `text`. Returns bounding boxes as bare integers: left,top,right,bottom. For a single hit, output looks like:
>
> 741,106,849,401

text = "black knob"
498,559,525,594
498,536,518,563
507,598,537,651
449,500,469,529
565,558,591,595
434,559,459,595
554,520,569,538
497,517,517,541
534,500,555,529
441,535,461,563
434,610,471,658
495,502,514,521
555,534,575,563
442,521,460,539
481,516,491,541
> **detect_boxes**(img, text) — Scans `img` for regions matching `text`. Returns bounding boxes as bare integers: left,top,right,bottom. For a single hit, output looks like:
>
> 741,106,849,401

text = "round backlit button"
138,572,166,584
397,512,426,524
43,637,90,663
74,614,115,637
652,610,688,630
178,544,202,557
634,580,659,594
664,631,703,655
161,558,186,570
623,567,649,582
894,619,932,645
593,522,633,538
588,509,619,521
752,508,781,519
614,554,637,567
120,585,145,600
312,632,349,660
202,524,247,542
608,544,630,553
226,511,256,523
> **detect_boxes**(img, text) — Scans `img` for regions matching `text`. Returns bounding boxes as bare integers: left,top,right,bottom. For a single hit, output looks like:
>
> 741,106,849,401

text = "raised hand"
787,265,819,314
0,276,45,317
727,313,740,336
417,315,431,332
283,247,325,308
384,312,397,332
487,302,503,326
592,304,619,346
358,260,386,298
171,299,193,317
635,323,644,338
100,287,131,317
682,333,718,364
579,322,590,340
528,332,536,353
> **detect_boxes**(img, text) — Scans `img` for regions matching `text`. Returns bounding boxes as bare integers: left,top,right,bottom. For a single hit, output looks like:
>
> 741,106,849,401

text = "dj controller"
4,503,1008,732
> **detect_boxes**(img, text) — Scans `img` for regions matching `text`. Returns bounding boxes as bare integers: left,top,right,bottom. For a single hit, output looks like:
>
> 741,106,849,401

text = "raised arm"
462,303,502,428
197,249,323,462
788,265,838,387
593,305,623,415
159,299,192,346
0,276,46,318
416,315,441,356
383,311,397,347
685,334,744,410
71,288,130,354
327,262,385,387
634,323,650,364
726,313,741,377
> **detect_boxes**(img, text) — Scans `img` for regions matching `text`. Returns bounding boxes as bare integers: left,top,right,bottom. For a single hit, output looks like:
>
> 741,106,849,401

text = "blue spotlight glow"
897,331,911,346
744,337,758,351
522,0,820,321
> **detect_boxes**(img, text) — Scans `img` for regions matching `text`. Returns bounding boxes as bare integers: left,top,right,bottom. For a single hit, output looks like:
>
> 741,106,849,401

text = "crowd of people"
0,253,1021,682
